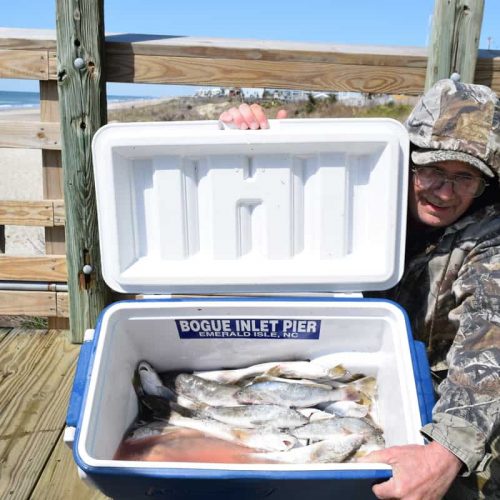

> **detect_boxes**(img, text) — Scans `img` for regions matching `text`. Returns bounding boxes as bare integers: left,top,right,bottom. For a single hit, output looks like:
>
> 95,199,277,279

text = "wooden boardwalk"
0,327,108,499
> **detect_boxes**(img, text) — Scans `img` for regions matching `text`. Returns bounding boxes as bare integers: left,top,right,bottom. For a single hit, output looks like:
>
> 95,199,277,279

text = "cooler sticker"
175,319,321,339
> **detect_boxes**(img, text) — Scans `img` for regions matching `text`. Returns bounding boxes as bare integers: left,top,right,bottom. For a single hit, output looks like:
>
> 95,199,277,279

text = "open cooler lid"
92,118,408,295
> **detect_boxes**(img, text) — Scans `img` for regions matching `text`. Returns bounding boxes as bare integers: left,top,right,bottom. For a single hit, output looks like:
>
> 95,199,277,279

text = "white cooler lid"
92,118,408,294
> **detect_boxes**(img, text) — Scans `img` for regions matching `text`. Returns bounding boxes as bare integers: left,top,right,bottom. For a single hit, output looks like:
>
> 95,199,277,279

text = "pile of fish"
114,359,385,464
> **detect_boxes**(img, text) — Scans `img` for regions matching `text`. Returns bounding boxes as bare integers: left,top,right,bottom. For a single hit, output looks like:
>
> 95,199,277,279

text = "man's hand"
358,441,462,499
219,103,287,130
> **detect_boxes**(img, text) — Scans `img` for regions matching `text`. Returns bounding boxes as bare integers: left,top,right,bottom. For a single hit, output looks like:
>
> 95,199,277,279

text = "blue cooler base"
90,473,387,499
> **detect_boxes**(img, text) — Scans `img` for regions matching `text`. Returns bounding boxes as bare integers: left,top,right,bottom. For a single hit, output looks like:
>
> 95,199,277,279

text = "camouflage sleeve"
421,235,500,474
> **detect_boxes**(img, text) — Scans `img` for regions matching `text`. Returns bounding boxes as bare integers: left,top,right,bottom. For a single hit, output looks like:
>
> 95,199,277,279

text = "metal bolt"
82,264,93,275
73,57,86,70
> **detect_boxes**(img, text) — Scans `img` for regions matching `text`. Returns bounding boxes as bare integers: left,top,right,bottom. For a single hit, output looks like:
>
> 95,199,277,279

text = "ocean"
0,89,153,110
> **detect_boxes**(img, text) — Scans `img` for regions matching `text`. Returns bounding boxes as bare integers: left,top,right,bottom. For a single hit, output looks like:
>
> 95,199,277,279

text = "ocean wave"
0,103,40,110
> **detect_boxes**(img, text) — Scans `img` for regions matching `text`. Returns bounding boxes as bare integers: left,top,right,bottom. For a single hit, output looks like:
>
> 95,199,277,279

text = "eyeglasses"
411,166,488,198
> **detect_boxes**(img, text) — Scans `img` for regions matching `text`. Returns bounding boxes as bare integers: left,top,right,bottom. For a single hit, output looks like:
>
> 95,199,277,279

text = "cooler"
65,118,435,499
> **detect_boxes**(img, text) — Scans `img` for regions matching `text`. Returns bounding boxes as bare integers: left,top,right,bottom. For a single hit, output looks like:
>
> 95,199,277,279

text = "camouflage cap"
405,79,500,178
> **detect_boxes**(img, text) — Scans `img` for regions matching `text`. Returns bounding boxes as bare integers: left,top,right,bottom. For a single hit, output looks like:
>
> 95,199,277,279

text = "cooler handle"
66,331,95,428
218,119,282,130
413,340,435,425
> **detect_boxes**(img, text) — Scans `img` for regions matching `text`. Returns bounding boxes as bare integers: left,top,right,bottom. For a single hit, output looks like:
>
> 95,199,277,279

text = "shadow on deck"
0,327,108,499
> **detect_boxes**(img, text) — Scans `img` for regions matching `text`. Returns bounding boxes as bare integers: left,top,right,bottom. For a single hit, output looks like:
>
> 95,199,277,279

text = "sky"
1,0,499,97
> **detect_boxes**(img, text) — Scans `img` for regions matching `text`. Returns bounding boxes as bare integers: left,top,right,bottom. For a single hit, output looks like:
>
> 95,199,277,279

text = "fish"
133,362,204,416
235,376,363,408
297,408,335,422
199,404,309,429
174,373,241,407
291,416,385,446
194,360,351,385
125,420,180,442
321,400,370,418
253,434,365,464
167,410,298,452
133,361,176,401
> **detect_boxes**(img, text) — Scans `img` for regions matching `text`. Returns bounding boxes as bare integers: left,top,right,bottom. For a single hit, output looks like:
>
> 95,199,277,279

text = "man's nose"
432,179,455,198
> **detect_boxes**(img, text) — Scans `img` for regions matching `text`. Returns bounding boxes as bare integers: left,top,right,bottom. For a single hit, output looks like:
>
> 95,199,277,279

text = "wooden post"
426,0,485,89
56,0,110,342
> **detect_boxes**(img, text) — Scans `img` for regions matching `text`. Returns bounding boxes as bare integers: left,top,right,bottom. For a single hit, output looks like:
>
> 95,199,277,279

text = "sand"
0,98,167,256
0,104,45,255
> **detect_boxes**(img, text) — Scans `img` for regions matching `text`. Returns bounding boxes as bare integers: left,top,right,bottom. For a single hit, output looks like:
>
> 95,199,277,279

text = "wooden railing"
0,26,499,331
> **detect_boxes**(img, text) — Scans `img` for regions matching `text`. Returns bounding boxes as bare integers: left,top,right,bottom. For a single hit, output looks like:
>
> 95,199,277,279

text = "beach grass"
108,96,413,123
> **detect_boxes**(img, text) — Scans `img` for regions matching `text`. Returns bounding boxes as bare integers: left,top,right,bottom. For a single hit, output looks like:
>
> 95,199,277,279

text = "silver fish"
254,434,365,464
292,417,384,446
134,361,176,401
297,408,335,422
125,420,178,442
199,404,309,429
321,400,370,418
168,411,297,452
235,376,362,408
174,373,240,407
195,361,350,385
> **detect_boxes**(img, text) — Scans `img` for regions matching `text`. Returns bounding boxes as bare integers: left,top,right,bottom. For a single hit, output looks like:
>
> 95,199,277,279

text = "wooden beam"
0,200,65,227
0,49,50,80
0,28,499,92
0,121,60,149
106,53,427,94
0,291,55,316
426,0,485,88
0,255,67,282
56,0,110,343
40,80,68,330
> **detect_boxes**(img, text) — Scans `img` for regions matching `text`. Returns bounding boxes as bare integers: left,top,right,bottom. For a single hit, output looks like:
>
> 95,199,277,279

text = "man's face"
409,160,482,228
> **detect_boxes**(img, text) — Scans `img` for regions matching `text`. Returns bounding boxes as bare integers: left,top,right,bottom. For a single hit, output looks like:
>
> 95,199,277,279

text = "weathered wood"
426,0,485,88
0,327,10,342
0,120,60,149
0,255,67,282
107,54,427,94
0,199,64,226
32,433,110,499
1,28,499,93
0,28,57,50
0,290,64,316
56,291,70,318
56,0,110,342
40,79,69,330
0,48,50,80
0,328,79,498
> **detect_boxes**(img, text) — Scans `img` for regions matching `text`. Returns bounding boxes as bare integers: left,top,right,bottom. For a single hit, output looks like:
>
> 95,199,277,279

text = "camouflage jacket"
381,203,500,478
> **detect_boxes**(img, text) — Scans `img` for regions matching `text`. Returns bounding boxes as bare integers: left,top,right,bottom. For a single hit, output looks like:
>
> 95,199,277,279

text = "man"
219,79,500,499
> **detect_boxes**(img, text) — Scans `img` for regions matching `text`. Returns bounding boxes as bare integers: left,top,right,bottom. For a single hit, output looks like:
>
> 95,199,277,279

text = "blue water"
0,90,154,110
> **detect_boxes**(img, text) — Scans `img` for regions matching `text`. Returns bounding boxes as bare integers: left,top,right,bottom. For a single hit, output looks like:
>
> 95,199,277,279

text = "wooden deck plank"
0,327,11,343
30,431,109,499
0,329,79,498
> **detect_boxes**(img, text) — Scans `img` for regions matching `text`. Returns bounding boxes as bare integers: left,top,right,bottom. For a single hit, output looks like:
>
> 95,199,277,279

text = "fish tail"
352,376,377,399
327,364,349,380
